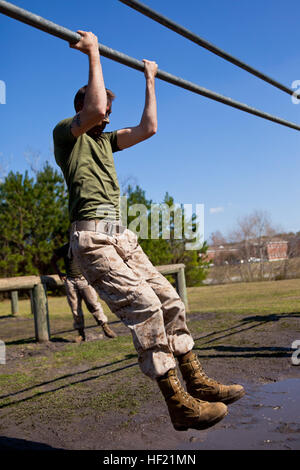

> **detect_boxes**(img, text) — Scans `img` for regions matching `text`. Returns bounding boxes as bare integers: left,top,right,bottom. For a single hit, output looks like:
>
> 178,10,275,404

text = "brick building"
205,245,240,264
265,240,288,261
206,239,288,264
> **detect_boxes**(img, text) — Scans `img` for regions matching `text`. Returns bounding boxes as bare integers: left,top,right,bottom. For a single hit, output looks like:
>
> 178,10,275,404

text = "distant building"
265,240,288,261
205,245,240,264
205,239,288,264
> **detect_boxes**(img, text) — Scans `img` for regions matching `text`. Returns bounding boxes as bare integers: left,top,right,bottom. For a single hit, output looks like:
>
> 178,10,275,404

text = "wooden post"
175,274,179,296
0,340,5,365
32,283,50,342
177,266,189,312
30,289,34,315
10,290,18,315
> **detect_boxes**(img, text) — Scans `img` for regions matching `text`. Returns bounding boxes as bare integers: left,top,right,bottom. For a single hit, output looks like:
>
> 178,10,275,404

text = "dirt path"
0,310,299,450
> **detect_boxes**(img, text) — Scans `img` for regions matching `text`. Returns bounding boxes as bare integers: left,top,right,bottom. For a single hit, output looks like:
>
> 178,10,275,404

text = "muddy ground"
0,309,300,451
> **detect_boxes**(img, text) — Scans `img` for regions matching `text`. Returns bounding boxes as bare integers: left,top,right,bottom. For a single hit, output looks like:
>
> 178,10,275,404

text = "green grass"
0,293,117,345
2,278,299,323
188,278,300,315
0,294,114,319
52,335,136,366
1,278,299,421
0,297,32,318
0,336,142,422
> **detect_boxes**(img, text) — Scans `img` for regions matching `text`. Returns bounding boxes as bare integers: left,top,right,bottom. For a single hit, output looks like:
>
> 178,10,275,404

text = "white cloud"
209,206,224,214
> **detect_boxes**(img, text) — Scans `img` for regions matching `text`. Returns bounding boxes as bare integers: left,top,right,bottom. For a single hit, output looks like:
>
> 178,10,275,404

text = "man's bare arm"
69,30,107,138
117,60,158,150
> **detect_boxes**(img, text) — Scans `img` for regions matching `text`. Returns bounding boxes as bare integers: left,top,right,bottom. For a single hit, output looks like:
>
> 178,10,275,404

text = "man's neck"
87,126,104,140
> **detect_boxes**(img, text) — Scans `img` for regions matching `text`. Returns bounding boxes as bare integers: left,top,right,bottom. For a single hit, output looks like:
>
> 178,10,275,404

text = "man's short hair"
74,86,115,112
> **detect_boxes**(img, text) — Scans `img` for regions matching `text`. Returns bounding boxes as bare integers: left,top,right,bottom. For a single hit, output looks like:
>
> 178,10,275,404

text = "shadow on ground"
4,320,122,346
194,344,293,359
0,354,138,409
0,436,63,450
193,311,300,348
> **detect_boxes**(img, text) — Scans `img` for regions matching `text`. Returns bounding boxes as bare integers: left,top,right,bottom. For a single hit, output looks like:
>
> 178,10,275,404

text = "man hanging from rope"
53,30,245,431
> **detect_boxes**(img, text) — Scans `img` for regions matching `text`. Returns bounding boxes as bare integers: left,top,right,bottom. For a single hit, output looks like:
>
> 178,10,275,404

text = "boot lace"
173,375,201,409
194,356,222,386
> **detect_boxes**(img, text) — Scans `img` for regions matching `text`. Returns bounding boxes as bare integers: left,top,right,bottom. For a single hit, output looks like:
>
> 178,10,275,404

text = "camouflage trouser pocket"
71,231,112,283
132,314,169,352
97,277,168,352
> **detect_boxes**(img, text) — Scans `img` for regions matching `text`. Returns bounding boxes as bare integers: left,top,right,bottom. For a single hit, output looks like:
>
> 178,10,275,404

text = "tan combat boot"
97,320,117,338
178,351,245,405
157,368,228,431
75,328,86,343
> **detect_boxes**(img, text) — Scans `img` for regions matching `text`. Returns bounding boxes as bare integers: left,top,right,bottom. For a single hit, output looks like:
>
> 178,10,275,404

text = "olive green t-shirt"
53,118,121,222
54,243,82,279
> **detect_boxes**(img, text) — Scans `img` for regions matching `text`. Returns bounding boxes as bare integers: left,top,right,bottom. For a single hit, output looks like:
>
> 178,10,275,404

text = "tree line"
0,163,209,287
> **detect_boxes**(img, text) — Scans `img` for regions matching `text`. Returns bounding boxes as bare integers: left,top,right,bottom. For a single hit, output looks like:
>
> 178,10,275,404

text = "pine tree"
0,163,68,276
124,185,209,286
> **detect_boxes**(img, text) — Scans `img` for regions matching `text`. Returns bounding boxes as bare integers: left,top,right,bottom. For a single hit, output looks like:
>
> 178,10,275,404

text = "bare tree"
209,230,226,246
24,148,41,175
228,210,280,281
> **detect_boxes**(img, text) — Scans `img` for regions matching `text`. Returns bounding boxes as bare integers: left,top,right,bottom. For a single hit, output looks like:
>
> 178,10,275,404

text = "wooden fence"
0,264,188,342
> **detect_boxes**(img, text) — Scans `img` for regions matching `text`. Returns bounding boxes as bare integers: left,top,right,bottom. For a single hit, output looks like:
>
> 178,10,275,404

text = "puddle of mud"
176,378,300,450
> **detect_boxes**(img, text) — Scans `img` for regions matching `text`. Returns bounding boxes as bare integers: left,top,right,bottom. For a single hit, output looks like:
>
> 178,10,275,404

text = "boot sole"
188,389,246,405
173,409,228,432
221,389,246,405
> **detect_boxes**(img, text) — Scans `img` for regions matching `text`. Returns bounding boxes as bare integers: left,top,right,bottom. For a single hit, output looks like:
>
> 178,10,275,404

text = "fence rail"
0,264,188,342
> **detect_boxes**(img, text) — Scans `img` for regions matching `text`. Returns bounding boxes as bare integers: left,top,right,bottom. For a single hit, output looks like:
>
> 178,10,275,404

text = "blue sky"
1,0,300,241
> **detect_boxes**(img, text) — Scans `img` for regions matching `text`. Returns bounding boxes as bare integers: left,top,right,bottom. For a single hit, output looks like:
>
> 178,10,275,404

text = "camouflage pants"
64,276,107,330
70,227,194,379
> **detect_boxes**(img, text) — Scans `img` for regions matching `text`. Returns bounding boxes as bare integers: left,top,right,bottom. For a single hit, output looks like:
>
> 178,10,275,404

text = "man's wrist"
87,46,100,60
145,76,155,85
